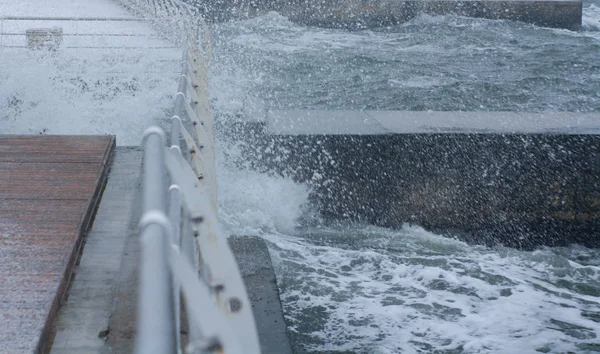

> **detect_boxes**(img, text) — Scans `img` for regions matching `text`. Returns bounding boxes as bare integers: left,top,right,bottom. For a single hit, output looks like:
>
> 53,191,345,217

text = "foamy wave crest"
217,167,310,235
265,227,600,353
583,4,600,31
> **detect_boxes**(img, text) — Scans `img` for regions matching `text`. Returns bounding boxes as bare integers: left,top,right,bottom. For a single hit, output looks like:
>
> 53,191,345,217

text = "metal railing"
135,3,260,353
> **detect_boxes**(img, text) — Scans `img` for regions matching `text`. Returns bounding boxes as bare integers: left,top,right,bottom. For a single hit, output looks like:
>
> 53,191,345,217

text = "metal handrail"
135,1,260,353
138,129,177,354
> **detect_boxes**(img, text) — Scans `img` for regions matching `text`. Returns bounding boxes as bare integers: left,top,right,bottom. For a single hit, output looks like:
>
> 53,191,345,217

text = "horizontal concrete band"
266,110,600,135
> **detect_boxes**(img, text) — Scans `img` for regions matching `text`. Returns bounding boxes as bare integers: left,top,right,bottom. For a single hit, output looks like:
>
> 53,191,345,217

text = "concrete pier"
230,110,600,249
201,0,582,30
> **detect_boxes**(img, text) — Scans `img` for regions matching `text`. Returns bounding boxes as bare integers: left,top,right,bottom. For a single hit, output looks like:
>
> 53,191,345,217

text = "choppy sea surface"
210,6,600,354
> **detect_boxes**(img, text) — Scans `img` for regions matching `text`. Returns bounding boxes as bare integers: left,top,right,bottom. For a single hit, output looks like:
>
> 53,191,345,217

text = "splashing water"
2,4,600,353
0,48,178,145
211,8,600,354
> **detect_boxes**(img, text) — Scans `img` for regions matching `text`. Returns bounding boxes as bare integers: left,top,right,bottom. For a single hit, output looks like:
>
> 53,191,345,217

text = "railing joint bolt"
211,282,225,293
191,215,204,224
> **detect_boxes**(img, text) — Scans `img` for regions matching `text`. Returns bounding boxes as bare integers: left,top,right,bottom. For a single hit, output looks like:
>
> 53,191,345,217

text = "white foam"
265,228,600,353
583,4,600,32
217,165,310,236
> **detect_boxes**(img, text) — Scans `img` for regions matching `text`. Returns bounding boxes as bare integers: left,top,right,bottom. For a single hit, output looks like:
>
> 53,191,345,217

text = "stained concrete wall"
197,0,582,30
224,111,600,249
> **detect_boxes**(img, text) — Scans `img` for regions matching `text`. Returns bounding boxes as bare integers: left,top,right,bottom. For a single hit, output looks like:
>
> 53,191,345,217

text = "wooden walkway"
0,135,115,354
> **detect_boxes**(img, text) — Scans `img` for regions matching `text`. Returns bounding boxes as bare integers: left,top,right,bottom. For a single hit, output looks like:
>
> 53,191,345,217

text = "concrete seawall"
225,110,600,249
199,0,582,30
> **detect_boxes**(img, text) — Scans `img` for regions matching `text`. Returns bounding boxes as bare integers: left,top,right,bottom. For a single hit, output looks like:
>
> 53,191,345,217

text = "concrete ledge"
267,110,600,135
231,111,600,249
228,236,292,354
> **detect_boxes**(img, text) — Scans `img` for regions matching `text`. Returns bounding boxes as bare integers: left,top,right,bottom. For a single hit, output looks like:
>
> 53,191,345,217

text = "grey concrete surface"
49,147,143,354
266,110,600,135
104,150,145,354
229,236,292,354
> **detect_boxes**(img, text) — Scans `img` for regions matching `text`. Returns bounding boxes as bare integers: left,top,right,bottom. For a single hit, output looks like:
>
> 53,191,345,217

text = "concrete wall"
223,111,600,249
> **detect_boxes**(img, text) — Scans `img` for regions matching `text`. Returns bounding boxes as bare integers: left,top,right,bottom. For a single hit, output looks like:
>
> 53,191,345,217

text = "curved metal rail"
132,1,259,353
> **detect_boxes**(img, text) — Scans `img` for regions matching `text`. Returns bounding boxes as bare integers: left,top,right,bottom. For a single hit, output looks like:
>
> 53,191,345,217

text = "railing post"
135,128,177,354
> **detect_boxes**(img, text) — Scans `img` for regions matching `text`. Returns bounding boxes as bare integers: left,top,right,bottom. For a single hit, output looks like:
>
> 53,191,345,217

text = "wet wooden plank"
0,153,110,164
0,135,112,150
0,162,100,172
0,307,50,353
0,171,99,183
0,134,115,354
0,227,79,241
0,136,113,163
0,199,88,211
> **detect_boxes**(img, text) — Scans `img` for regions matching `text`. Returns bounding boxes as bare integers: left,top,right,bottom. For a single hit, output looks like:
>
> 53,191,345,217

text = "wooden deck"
0,135,115,354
